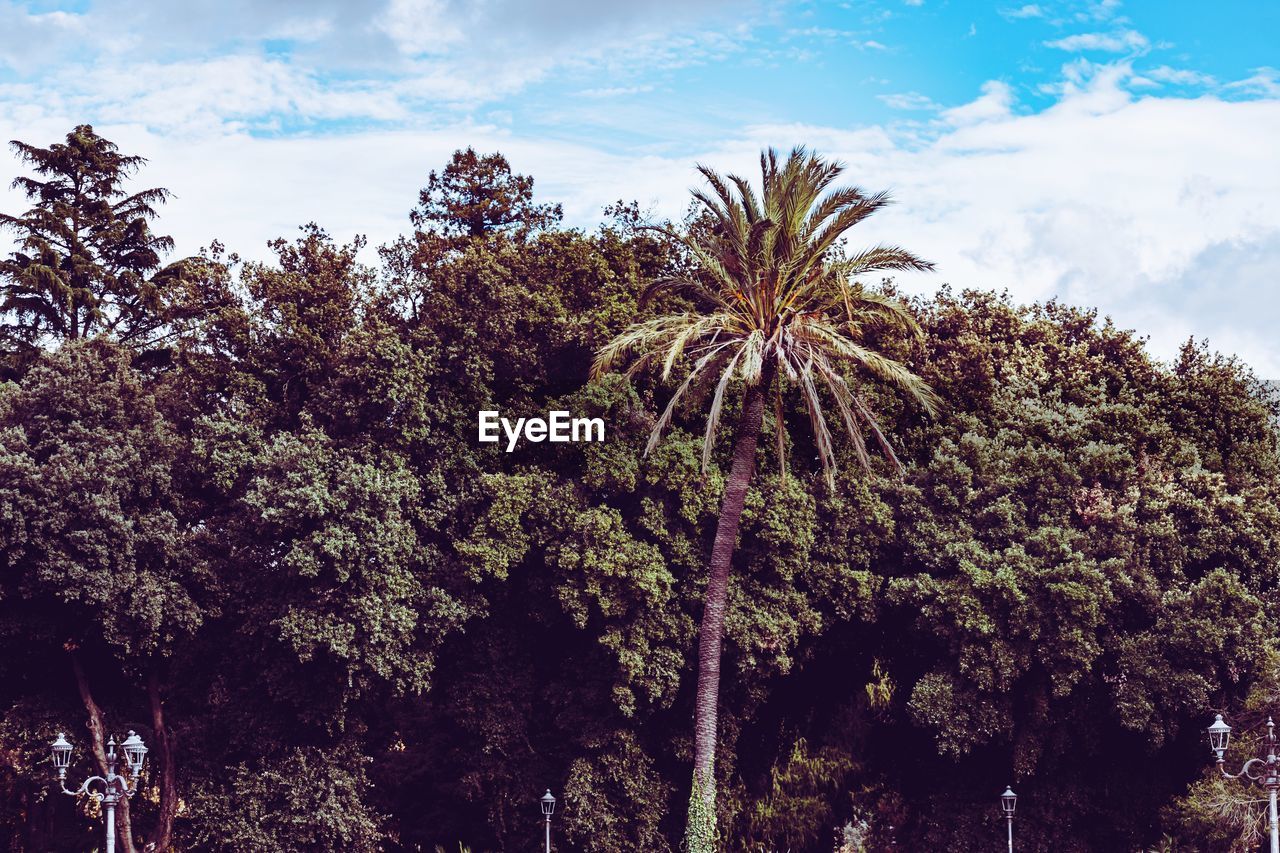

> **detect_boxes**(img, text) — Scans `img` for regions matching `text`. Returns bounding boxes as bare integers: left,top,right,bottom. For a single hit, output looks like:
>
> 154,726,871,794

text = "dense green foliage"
0,129,1276,851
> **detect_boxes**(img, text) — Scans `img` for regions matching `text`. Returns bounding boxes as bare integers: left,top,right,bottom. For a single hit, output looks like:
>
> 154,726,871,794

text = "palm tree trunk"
685,365,775,852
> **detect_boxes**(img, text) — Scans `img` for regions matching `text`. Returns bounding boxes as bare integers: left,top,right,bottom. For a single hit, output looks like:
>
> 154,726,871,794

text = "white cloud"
1078,0,1122,22
878,92,941,111
787,27,858,40
941,80,1015,126
0,55,411,134
576,85,655,98
0,4,86,71
375,0,467,56
1227,67,1280,98
1000,4,1044,20
1046,29,1148,53
1,0,755,115
1144,65,1216,87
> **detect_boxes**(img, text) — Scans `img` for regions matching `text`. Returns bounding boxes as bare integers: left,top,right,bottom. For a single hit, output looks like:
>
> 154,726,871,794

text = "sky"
1,0,1278,373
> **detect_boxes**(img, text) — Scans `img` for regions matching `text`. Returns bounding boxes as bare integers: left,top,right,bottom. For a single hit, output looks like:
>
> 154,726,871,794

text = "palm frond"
851,390,903,471
638,276,732,311
798,191,894,270
729,173,764,223
839,280,925,339
738,328,767,385
838,243,935,276
796,352,837,487
645,345,733,456
811,353,872,473
702,346,747,472
593,314,698,376
792,317,941,415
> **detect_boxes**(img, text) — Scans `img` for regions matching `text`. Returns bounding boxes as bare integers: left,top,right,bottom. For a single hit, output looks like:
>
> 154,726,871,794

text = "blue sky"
1,0,1278,373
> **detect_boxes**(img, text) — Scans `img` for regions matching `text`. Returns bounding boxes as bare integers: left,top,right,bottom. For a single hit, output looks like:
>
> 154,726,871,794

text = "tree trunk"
148,670,178,852
685,365,775,852
71,653,140,853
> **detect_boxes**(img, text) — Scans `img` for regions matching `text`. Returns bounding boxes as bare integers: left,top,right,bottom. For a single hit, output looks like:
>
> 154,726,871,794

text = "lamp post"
1000,785,1017,853
50,730,147,853
1208,713,1280,853
541,789,556,853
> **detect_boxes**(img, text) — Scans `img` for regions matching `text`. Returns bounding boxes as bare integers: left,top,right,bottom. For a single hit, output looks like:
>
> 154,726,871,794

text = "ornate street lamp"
1000,785,1017,853
50,730,147,853
1208,713,1280,853
541,789,556,853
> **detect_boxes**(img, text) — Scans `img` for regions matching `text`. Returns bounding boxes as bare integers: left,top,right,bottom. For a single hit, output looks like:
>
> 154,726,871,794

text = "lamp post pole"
1000,786,1017,853
50,730,147,853
541,789,556,853
1208,714,1280,853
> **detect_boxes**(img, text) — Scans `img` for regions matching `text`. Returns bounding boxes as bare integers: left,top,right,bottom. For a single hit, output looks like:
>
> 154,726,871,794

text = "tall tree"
0,340,210,852
410,147,562,241
592,146,939,850
0,125,205,368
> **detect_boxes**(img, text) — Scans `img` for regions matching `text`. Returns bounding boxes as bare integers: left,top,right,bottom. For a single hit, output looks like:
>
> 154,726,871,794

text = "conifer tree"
0,125,198,368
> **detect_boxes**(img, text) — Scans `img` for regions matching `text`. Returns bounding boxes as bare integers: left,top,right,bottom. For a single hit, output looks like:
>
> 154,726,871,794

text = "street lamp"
1208,713,1279,853
1000,785,1017,853
541,789,556,853
50,730,147,853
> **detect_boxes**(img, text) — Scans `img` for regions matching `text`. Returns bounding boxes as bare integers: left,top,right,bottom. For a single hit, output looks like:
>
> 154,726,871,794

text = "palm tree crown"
593,145,940,484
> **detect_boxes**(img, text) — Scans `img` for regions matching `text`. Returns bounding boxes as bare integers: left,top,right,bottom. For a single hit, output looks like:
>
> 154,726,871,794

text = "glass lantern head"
51,732,73,771
1001,786,1017,816
541,789,556,816
121,731,148,776
1208,714,1232,760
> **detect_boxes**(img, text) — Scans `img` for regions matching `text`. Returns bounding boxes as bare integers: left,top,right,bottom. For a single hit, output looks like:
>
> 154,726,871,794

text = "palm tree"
592,146,939,851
